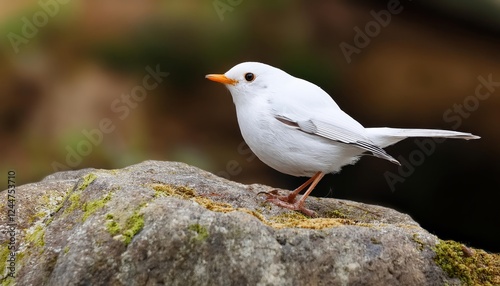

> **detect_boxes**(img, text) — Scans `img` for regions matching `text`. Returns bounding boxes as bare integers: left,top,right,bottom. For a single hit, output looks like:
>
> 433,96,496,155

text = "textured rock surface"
1,160,496,285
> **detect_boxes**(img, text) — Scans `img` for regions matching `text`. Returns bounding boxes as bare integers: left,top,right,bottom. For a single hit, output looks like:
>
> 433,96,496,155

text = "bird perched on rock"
206,62,479,216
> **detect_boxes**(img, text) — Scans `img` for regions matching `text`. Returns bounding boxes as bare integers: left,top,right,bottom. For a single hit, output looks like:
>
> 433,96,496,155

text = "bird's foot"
260,191,317,217
257,189,296,203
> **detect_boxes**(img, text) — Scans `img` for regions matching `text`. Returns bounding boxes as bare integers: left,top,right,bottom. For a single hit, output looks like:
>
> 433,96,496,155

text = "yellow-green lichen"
61,173,97,217
82,192,113,222
100,169,119,176
151,184,234,213
149,184,362,230
324,209,348,219
268,211,356,229
63,192,81,216
105,220,120,236
0,275,15,286
105,205,145,246
152,184,197,199
122,210,145,245
434,240,500,285
26,225,45,248
188,224,209,242
412,233,426,251
0,243,17,285
78,173,97,191
0,243,10,276
32,210,49,224
59,173,116,221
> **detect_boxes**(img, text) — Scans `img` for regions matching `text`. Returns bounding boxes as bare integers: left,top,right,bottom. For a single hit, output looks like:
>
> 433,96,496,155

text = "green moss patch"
62,173,98,216
0,243,10,276
106,219,120,236
105,206,145,246
149,184,363,230
188,224,209,242
412,233,426,251
26,225,46,248
78,173,97,191
324,209,348,219
63,192,82,216
151,184,234,213
122,210,145,245
153,184,197,199
59,173,117,222
82,192,113,222
434,240,500,285
268,211,356,229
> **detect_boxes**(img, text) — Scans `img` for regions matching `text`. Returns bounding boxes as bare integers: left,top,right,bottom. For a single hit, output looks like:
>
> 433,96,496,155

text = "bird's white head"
206,62,289,105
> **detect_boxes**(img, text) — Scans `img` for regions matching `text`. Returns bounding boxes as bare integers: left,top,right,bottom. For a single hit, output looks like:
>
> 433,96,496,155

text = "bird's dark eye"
244,73,255,82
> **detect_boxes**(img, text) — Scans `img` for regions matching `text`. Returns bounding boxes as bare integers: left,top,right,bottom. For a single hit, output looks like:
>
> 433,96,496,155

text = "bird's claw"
257,189,280,196
259,190,317,217
258,190,295,203
265,196,318,217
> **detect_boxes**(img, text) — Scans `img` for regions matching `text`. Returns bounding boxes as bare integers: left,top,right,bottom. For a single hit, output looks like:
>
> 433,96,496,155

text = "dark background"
1,0,499,252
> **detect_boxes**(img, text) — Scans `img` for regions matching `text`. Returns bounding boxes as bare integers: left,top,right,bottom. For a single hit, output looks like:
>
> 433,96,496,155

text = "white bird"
206,62,479,216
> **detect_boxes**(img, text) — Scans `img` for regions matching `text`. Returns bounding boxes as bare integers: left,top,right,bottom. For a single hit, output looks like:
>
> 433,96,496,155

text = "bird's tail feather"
366,127,480,148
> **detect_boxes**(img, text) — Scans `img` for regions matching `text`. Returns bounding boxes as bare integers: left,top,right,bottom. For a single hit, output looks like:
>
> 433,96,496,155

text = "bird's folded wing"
274,115,400,165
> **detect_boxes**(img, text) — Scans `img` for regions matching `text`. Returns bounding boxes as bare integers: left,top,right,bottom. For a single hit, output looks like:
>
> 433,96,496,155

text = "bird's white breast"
233,94,363,177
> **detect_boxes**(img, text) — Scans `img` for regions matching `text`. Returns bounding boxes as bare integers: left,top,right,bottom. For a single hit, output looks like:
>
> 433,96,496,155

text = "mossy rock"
434,240,500,285
0,161,497,285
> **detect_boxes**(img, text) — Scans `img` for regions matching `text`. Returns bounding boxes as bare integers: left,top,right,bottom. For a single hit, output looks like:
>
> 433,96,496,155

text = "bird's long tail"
366,127,480,149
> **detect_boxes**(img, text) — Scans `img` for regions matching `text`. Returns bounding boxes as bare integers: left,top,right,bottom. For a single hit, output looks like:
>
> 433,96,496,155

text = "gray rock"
2,160,491,285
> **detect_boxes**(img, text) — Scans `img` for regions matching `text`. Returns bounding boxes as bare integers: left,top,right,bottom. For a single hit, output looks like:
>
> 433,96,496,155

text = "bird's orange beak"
205,74,238,85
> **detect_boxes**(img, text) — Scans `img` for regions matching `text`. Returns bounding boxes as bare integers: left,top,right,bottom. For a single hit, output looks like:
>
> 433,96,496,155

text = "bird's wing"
274,114,399,165
270,79,399,164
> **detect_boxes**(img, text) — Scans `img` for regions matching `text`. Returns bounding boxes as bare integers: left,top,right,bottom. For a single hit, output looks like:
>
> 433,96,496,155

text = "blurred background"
1,0,499,252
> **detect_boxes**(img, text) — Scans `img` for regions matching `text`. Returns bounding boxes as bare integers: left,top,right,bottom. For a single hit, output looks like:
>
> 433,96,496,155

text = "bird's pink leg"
263,172,325,217
281,173,320,203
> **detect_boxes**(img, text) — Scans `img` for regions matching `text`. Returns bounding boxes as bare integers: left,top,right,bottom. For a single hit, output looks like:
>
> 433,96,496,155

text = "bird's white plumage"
213,62,479,177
